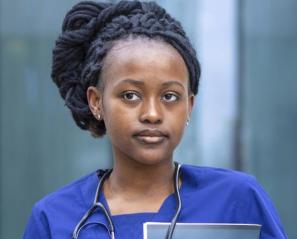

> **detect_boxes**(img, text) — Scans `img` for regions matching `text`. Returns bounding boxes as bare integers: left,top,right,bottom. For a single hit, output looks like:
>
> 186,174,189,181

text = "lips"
133,129,168,144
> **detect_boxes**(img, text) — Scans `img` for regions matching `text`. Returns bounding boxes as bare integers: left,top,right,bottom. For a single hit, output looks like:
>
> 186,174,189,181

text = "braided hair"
51,0,201,137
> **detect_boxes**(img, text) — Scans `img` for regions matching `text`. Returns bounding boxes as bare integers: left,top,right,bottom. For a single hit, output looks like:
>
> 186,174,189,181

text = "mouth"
133,129,168,145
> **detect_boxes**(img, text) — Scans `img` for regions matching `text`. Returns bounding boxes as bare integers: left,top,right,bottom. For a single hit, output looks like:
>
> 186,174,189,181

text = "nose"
139,98,163,124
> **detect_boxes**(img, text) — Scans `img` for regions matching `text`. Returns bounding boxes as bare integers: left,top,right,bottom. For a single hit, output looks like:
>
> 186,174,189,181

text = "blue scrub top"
23,164,287,239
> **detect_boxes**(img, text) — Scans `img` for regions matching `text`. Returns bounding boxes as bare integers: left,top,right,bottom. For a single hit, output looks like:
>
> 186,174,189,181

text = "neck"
108,155,175,197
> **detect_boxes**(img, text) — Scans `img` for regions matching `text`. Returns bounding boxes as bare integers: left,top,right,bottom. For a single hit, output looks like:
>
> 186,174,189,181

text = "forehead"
100,38,189,89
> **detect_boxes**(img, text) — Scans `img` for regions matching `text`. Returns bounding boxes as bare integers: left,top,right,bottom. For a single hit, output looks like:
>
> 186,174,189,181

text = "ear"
87,86,103,120
187,93,195,118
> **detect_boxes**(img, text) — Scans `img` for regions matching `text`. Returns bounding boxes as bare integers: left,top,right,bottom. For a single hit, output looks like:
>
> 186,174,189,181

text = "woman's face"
88,38,194,165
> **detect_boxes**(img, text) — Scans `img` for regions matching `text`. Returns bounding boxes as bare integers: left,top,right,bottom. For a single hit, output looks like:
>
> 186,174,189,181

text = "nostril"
141,117,162,124
139,99,163,124
139,110,162,124
139,111,162,124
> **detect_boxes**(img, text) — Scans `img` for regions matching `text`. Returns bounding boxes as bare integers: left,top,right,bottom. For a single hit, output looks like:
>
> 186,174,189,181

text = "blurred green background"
0,0,296,238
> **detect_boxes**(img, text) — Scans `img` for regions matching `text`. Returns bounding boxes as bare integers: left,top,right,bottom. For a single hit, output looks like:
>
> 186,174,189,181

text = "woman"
23,1,287,238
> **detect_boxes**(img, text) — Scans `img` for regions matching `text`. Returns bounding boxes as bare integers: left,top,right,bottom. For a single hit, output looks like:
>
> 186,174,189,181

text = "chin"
132,151,173,166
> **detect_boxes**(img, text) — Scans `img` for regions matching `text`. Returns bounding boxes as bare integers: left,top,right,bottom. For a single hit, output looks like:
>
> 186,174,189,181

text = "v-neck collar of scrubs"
78,164,198,229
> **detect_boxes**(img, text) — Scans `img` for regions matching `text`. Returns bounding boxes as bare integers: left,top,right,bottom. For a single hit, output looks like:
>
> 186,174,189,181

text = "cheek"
103,100,133,138
167,105,188,141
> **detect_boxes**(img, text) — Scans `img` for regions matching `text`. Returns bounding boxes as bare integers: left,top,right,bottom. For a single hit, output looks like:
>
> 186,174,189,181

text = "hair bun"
52,2,111,96
62,2,111,32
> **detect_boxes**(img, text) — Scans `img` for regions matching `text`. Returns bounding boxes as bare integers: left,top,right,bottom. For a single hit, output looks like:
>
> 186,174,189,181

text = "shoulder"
181,164,282,205
23,170,101,238
27,171,98,227
181,163,258,191
180,164,268,216
180,164,288,238
34,170,98,212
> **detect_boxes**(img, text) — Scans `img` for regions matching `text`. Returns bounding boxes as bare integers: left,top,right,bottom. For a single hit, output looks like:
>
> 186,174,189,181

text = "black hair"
51,0,201,137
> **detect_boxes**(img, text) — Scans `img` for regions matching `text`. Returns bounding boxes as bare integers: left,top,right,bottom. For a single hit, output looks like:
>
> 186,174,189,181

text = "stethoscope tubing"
165,162,181,239
72,162,181,239
73,169,114,239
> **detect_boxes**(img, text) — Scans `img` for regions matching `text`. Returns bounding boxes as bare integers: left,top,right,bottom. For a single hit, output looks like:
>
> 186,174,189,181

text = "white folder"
143,222,261,239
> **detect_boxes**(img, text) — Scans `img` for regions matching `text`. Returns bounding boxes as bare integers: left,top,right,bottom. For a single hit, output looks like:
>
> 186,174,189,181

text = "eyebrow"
117,79,186,89
117,79,145,87
161,81,185,89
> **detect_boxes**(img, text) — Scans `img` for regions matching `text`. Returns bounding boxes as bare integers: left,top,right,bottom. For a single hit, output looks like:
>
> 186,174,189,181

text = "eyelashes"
121,91,140,101
120,91,180,103
162,93,179,102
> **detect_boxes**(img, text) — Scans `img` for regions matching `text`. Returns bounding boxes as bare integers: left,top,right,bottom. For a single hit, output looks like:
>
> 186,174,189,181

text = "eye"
121,91,141,101
162,92,179,102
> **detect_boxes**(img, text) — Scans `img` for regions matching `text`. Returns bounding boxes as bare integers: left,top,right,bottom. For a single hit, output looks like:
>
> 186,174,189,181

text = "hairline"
96,34,191,94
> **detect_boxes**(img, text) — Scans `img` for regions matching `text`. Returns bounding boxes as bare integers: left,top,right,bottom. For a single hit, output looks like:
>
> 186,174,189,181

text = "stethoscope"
72,162,182,239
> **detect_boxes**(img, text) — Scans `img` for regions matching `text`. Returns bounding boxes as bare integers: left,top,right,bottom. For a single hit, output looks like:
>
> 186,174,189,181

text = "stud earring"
186,117,190,126
95,112,101,121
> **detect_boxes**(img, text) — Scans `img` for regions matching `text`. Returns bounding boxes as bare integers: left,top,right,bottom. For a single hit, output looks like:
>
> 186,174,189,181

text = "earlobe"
87,86,102,119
